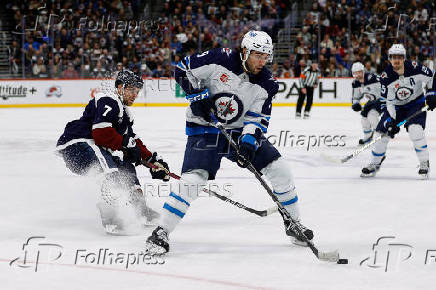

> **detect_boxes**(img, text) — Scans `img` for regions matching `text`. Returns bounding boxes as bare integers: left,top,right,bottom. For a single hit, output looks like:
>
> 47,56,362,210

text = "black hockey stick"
209,110,341,262
143,161,278,217
322,105,429,164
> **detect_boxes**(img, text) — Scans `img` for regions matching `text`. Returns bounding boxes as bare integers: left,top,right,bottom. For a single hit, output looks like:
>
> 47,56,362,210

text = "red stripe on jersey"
92,127,123,151
135,139,152,160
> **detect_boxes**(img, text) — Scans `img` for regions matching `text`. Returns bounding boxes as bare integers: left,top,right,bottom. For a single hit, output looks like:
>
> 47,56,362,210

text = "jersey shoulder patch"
380,65,397,86
364,72,380,85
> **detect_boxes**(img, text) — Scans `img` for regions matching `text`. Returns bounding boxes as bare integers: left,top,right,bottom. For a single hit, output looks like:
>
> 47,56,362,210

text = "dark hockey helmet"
115,70,143,89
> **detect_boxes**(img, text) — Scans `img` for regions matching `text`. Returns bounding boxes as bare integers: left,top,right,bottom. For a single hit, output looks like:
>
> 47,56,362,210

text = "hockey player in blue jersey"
351,62,384,145
361,44,436,179
145,31,314,254
56,70,170,233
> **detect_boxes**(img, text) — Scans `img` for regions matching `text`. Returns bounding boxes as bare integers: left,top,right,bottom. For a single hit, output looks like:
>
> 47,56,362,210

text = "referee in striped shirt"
296,61,320,118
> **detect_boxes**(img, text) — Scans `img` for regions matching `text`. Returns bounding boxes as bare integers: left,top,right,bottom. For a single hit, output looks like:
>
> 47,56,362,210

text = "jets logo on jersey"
395,87,414,101
412,61,418,68
381,72,387,79
213,93,243,124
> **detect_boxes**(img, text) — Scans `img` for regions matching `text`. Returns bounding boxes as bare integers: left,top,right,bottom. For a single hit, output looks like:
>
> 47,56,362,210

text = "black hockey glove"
147,152,170,181
187,89,214,123
122,136,142,165
425,91,436,111
385,119,400,138
351,103,362,112
236,134,258,168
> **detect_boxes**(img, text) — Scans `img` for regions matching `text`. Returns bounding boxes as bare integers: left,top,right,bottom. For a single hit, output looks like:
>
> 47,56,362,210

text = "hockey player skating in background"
361,44,436,179
351,62,384,145
56,70,170,233
145,31,314,254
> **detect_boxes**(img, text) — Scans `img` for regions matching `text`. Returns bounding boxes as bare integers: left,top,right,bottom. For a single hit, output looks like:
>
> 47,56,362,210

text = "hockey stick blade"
317,249,340,262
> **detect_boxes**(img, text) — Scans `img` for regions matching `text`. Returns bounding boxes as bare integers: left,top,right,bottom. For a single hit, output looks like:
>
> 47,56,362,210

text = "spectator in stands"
62,63,79,79
92,60,107,78
281,59,294,78
32,57,47,78
8,40,21,74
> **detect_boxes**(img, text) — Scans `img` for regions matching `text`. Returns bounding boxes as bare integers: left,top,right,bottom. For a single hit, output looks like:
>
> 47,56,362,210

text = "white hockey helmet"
241,30,273,69
388,43,406,58
351,62,364,74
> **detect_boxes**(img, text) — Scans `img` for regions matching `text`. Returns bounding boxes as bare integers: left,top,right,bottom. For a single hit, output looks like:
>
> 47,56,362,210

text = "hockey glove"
425,91,436,111
385,118,400,138
352,103,362,112
236,134,258,168
122,136,142,165
187,89,214,123
147,152,170,181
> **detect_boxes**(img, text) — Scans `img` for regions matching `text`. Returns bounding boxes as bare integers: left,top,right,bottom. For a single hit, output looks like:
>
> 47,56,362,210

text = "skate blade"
419,173,429,180
360,172,376,178
145,242,168,255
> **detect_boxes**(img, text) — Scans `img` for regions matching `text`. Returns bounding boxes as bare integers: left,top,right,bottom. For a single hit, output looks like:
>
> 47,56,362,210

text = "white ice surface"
1,106,436,290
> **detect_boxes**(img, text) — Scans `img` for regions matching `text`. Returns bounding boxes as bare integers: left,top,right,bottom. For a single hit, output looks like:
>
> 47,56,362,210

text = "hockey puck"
337,258,348,264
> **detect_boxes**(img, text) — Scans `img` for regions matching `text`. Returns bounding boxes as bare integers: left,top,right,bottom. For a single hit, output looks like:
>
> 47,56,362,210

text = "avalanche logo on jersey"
214,93,243,124
395,86,414,101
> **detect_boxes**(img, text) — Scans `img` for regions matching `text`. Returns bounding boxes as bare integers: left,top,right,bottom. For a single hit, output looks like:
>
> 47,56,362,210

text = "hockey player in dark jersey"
56,70,170,234
145,31,314,254
350,62,384,145
361,44,436,179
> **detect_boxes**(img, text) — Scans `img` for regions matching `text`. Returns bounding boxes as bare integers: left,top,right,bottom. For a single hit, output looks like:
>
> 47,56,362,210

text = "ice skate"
284,219,314,246
361,156,386,177
146,226,170,255
418,160,430,179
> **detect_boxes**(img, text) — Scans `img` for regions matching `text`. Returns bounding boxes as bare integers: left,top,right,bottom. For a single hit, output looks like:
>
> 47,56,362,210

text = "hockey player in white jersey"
351,62,384,145
361,44,436,179
145,31,314,254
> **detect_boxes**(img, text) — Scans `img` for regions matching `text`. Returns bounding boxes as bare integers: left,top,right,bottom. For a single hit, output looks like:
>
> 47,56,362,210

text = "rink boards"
0,77,353,108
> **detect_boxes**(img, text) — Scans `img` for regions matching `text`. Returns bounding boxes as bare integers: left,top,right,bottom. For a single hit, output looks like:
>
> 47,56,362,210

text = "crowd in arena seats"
7,0,171,78
282,0,435,78
6,0,435,79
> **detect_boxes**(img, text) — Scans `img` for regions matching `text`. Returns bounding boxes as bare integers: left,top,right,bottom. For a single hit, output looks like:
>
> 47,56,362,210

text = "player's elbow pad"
92,127,123,151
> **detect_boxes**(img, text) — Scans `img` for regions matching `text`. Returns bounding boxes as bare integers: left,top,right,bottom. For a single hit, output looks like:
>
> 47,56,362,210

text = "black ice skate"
358,132,374,145
361,156,386,177
303,111,310,119
284,219,314,246
146,227,170,255
295,112,301,118
418,160,430,179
